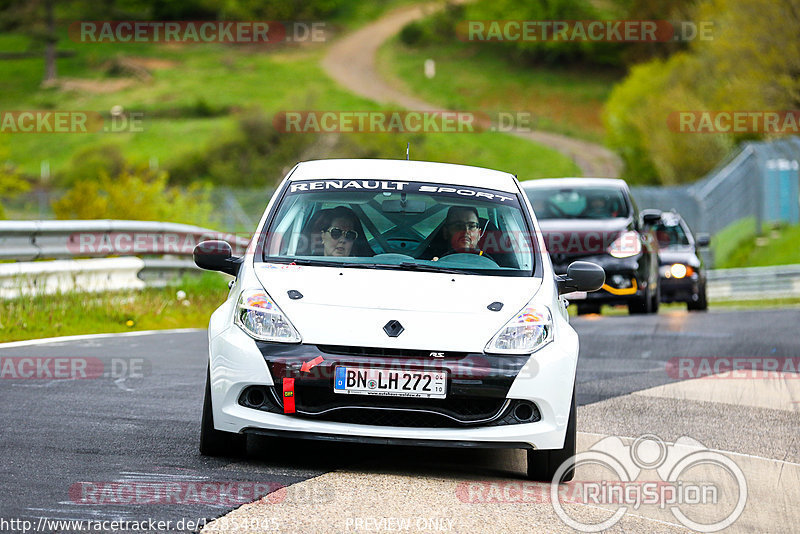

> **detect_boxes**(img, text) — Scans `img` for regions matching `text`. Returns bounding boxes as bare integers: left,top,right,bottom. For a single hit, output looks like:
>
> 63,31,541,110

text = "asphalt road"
0,307,798,532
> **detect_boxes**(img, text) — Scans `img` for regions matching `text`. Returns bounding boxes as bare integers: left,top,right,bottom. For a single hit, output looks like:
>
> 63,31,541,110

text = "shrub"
58,144,127,188
52,166,214,225
167,110,315,186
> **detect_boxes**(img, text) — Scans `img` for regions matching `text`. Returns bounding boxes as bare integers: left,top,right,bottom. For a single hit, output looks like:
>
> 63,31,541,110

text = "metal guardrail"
0,220,244,297
707,264,800,301
1,220,798,301
0,220,250,261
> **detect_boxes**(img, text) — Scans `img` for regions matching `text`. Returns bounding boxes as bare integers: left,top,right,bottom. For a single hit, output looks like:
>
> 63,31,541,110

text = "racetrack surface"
1,308,798,532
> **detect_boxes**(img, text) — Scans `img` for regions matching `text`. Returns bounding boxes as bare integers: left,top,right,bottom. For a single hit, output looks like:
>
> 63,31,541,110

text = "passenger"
312,206,373,257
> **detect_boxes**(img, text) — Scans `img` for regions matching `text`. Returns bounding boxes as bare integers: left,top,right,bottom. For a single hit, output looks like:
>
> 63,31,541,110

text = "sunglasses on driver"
324,227,359,241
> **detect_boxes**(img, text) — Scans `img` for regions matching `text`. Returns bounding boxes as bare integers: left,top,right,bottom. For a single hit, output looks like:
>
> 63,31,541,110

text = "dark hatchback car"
643,209,709,311
522,178,661,315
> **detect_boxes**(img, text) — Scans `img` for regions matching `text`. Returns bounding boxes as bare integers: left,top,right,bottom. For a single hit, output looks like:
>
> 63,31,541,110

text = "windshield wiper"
267,258,466,274
388,262,465,274
267,258,366,268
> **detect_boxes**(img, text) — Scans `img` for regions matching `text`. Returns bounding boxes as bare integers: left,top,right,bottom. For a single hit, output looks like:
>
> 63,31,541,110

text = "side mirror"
193,240,243,277
557,261,605,295
641,209,662,227
695,233,710,248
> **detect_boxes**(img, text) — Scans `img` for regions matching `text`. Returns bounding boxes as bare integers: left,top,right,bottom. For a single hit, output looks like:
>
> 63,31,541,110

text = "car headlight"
665,263,693,279
485,304,553,355
234,289,301,343
608,231,642,258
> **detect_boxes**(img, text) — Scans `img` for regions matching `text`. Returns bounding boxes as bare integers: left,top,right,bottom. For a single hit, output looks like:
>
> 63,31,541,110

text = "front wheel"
200,365,245,456
628,291,652,315
527,387,576,482
576,303,601,316
688,283,708,311
649,282,660,314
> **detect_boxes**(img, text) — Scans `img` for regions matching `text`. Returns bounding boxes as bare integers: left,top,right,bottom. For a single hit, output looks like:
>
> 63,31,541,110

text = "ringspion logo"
550,435,747,532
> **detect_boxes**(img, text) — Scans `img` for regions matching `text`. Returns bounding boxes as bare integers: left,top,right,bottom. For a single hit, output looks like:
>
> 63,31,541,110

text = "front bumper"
660,275,700,303
554,254,647,305
207,324,579,450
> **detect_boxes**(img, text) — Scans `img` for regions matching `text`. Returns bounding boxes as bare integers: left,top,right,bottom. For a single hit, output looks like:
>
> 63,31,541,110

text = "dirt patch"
50,77,136,93
123,56,178,70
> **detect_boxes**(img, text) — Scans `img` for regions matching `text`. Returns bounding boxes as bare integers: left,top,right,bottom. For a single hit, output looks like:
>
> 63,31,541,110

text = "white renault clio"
194,159,604,481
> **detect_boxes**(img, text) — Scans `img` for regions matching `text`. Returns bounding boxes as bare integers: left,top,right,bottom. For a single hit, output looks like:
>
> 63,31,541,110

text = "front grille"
317,345,468,359
238,386,540,428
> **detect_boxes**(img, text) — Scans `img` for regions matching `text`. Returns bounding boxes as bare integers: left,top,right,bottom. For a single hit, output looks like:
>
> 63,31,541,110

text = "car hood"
536,218,630,255
658,248,700,267
254,263,542,352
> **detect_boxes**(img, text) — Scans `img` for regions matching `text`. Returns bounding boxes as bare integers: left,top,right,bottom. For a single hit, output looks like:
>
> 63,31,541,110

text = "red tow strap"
282,377,295,413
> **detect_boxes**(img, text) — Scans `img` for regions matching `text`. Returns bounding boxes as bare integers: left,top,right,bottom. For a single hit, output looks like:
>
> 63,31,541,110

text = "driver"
442,206,482,253
582,194,609,218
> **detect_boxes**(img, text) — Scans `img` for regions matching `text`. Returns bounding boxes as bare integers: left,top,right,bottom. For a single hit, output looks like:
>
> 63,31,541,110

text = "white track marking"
0,328,204,349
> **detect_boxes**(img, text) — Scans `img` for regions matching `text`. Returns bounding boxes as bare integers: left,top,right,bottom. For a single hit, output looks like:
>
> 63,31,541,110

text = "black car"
522,178,661,315
643,209,709,311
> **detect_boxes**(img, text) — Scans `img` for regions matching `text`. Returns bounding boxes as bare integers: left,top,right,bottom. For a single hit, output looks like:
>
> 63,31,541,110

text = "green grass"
378,37,622,144
711,217,757,268
0,272,229,342
713,219,800,269
2,22,578,183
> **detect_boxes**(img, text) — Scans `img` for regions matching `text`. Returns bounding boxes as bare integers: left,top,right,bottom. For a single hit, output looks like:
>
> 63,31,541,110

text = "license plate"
333,366,447,398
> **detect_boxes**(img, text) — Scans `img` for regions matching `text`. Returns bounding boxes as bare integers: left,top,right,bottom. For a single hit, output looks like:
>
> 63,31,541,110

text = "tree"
0,137,30,219
603,0,800,184
0,0,68,85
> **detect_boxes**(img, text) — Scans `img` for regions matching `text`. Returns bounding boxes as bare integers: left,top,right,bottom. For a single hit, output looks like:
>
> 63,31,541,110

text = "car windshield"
653,220,691,247
525,186,629,220
259,179,536,276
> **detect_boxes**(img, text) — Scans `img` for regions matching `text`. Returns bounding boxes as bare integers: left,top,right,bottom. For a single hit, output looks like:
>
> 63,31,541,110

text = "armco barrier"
0,220,250,261
706,263,800,301
0,257,146,299
1,220,797,301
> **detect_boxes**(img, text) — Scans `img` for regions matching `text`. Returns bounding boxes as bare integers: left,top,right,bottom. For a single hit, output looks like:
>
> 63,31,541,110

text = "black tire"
649,283,660,314
576,303,601,316
527,387,576,482
200,365,246,457
627,291,651,315
687,283,708,311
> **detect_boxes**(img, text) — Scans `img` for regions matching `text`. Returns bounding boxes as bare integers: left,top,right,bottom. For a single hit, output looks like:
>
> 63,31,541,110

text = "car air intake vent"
237,386,540,428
